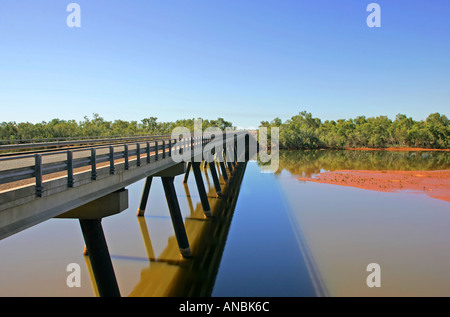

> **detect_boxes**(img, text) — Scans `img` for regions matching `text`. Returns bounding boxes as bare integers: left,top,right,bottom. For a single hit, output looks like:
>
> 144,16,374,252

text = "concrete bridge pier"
161,176,192,258
219,160,229,183
191,161,212,218
135,163,192,258
136,176,153,217
79,218,121,297
56,189,129,297
183,162,192,183
208,161,222,197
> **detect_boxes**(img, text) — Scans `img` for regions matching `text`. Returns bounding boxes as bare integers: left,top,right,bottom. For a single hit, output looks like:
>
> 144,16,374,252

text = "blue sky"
0,0,449,128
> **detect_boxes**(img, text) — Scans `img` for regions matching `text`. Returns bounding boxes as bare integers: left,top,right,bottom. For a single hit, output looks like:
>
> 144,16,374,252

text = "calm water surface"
0,150,449,296
273,150,450,296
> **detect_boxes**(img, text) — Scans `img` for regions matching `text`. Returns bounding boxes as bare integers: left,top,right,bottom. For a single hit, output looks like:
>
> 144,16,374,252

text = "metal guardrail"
0,134,170,152
0,135,209,197
0,131,248,198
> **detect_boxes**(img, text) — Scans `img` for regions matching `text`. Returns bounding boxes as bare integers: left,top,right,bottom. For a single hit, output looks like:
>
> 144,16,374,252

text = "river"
0,150,449,296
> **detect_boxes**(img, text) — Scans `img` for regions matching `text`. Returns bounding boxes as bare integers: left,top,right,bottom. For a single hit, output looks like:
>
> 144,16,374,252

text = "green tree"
426,113,450,148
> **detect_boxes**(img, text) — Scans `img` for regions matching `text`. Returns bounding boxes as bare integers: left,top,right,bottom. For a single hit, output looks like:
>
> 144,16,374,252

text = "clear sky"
0,0,449,128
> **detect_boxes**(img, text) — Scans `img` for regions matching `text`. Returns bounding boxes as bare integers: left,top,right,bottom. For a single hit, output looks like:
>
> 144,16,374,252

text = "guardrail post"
155,141,158,161
91,148,97,180
168,139,172,157
162,140,166,159
124,145,129,170
35,154,43,197
109,146,115,175
234,135,238,165
146,142,151,163
67,150,74,187
136,143,141,167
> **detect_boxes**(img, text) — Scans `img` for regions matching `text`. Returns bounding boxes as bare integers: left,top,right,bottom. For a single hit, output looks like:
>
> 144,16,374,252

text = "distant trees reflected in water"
260,150,450,177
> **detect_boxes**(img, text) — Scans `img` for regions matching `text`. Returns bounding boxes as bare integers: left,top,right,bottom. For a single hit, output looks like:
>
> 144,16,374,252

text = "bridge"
0,131,256,297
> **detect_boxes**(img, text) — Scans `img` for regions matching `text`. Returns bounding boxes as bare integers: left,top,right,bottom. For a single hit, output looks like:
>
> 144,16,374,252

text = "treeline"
0,114,234,142
260,111,450,149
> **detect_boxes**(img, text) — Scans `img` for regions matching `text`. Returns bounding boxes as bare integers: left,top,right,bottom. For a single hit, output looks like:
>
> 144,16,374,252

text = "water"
0,150,449,296
273,150,450,296
211,164,319,297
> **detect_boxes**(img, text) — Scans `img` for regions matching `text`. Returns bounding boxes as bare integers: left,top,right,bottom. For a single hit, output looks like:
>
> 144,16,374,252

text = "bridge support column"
55,189,128,297
137,176,153,217
183,162,192,183
192,162,212,218
208,161,222,197
79,219,121,297
227,161,234,174
224,149,234,174
161,176,192,258
219,161,228,183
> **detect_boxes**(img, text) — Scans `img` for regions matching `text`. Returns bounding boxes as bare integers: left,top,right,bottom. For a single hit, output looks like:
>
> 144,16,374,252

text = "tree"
141,117,158,133
426,113,449,148
260,111,449,150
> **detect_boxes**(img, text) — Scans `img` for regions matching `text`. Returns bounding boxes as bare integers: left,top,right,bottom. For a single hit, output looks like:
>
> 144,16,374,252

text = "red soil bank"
298,170,450,202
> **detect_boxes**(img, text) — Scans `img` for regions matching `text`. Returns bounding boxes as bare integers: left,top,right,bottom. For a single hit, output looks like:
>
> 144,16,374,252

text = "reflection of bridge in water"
83,161,247,297
0,132,254,297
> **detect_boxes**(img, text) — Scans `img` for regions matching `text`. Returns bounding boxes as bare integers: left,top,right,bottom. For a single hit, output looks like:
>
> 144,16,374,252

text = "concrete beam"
153,162,186,177
55,189,128,219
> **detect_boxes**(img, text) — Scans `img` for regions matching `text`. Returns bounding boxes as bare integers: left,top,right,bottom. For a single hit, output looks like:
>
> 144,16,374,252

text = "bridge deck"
0,132,249,240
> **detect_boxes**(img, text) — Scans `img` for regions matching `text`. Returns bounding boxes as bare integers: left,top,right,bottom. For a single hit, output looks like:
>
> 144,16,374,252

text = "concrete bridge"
0,131,255,296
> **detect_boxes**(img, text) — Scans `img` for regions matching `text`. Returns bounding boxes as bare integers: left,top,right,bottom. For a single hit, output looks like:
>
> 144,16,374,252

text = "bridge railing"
0,131,250,198
0,135,206,197
0,134,171,153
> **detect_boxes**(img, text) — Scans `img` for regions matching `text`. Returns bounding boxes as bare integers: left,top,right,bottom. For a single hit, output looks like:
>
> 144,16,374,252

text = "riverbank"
298,170,450,202
344,147,450,152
